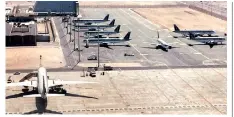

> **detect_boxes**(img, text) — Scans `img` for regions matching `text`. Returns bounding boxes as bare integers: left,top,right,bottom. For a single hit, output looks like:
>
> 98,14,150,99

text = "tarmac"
6,8,227,114
6,68,227,114
53,8,226,69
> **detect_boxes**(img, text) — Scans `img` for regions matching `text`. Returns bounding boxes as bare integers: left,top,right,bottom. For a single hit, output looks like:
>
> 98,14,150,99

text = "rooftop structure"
33,1,78,16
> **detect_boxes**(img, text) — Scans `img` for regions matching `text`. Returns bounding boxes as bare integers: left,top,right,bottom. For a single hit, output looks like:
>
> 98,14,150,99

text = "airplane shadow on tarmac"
6,91,98,115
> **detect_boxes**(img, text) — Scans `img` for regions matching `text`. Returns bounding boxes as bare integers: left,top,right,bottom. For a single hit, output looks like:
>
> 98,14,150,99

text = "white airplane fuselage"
157,39,171,49
37,67,49,99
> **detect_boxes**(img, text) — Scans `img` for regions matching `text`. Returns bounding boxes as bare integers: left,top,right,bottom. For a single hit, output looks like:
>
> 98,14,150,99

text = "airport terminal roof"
33,1,77,14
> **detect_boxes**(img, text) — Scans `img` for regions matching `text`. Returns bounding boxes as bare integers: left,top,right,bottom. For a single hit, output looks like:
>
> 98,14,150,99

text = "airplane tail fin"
104,14,109,21
174,24,180,31
124,32,131,40
109,19,115,26
114,25,121,33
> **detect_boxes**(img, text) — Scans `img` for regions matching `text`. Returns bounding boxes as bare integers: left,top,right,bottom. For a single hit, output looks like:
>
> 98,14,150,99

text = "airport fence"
181,1,227,21
79,2,227,21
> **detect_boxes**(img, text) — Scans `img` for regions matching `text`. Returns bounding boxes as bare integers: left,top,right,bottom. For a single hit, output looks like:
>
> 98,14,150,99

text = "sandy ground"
79,1,178,6
6,1,35,8
6,47,65,70
132,8,227,33
37,23,47,34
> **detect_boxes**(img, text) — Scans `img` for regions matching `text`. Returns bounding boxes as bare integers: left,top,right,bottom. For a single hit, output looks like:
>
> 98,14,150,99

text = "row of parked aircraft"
71,14,132,48
71,14,225,51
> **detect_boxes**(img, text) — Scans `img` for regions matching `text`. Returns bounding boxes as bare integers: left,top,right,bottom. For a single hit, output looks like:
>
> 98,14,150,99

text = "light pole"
63,16,65,27
70,16,72,42
67,15,69,34
97,25,100,68
73,19,76,50
77,18,81,62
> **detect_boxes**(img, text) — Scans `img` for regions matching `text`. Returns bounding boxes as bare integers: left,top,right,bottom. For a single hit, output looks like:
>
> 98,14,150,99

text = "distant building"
33,1,78,16
6,1,79,22
6,22,37,46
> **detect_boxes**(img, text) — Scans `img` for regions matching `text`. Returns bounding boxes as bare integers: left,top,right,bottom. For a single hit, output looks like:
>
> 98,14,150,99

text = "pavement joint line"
172,36,210,60
121,8,155,31
57,19,76,66
60,19,78,65
128,41,168,67
4,104,214,114
170,69,224,114
191,67,226,96
128,8,160,30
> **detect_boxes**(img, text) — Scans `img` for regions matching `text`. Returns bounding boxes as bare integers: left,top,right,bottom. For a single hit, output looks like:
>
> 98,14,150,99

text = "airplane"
188,32,226,48
73,27,104,32
144,31,178,52
6,56,98,99
74,19,115,29
173,24,215,37
83,32,131,48
84,25,121,36
73,14,109,24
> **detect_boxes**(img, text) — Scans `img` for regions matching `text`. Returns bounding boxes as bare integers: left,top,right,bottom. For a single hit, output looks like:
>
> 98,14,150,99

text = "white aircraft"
188,32,226,48
6,56,97,99
150,31,178,52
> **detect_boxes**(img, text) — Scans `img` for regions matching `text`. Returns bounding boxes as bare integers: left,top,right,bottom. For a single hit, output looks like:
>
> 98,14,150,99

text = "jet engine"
22,88,29,93
168,46,172,49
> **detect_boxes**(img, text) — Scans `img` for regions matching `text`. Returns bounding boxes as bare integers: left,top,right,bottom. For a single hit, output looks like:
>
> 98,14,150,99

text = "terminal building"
5,1,79,47
6,22,37,46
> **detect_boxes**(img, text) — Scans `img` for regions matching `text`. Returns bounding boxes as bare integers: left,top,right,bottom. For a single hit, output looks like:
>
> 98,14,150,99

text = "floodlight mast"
70,16,72,42
73,18,76,50
78,19,81,62
97,25,100,68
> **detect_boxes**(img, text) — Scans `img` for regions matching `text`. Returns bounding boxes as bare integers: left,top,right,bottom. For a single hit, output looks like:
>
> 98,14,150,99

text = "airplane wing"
6,80,37,87
48,79,98,88
168,42,179,45
23,94,65,98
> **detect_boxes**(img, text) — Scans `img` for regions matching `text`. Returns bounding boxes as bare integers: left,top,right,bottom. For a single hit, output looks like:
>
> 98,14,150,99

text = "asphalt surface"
6,68,227,114
53,8,226,69
6,8,227,115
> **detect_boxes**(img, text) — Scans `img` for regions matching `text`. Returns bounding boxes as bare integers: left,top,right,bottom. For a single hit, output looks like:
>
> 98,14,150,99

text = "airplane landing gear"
49,87,67,94
22,88,29,93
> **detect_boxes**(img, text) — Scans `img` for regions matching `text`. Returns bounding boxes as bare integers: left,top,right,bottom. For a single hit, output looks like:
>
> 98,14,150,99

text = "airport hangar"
6,1,227,114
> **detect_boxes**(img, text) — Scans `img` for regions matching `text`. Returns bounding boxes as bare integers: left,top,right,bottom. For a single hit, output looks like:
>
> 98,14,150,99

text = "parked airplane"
83,32,131,48
173,24,215,37
147,31,178,52
6,56,97,99
73,14,109,24
75,19,115,29
84,25,121,36
188,32,226,48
